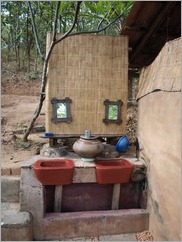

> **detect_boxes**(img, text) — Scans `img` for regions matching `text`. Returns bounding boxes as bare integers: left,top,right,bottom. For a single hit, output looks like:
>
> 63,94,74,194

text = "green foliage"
28,70,41,80
108,105,118,120
1,1,133,72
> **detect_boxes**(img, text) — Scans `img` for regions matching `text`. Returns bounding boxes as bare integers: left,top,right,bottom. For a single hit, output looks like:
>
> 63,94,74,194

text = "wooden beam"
130,2,176,64
111,184,121,210
54,185,63,212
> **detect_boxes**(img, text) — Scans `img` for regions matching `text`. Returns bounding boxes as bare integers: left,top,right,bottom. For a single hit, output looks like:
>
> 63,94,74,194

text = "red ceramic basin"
32,159,74,185
95,159,133,184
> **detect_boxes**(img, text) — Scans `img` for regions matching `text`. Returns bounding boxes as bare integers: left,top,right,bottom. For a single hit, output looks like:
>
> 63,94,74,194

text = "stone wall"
137,38,181,241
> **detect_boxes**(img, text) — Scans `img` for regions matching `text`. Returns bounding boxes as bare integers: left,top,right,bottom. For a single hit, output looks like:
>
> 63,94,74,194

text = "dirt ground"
1,63,138,175
1,62,47,175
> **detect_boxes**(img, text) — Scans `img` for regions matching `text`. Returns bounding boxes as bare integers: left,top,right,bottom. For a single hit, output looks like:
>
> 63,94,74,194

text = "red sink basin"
32,159,74,185
95,159,133,184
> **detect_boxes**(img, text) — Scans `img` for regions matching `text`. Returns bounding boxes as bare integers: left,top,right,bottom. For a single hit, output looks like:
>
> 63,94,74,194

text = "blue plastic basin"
116,136,129,152
45,132,54,137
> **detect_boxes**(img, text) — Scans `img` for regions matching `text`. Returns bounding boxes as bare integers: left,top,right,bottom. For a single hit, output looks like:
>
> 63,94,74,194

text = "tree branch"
68,12,124,37
54,1,82,45
1,36,9,45
28,1,44,61
23,1,65,142
52,1,61,42
97,14,108,30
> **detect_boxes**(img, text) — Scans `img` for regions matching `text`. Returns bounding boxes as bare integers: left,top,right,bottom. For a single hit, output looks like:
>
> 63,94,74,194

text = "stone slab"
99,233,137,241
1,176,20,202
1,211,33,241
1,202,20,220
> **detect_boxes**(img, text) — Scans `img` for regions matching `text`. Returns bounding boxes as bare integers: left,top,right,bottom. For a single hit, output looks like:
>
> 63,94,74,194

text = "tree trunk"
27,8,31,73
23,51,52,141
34,50,38,72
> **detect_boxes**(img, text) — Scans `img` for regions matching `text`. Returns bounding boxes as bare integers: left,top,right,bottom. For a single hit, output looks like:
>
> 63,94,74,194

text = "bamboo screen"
46,33,128,136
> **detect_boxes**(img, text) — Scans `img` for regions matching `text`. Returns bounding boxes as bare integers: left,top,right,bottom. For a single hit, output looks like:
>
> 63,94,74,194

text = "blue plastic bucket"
116,136,129,152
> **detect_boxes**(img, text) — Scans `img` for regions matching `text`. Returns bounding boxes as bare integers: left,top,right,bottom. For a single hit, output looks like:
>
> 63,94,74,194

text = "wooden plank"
40,134,123,138
54,185,63,212
111,184,121,210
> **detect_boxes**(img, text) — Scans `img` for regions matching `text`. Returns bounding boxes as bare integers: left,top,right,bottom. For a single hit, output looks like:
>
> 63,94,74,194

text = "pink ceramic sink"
32,159,74,185
95,159,133,184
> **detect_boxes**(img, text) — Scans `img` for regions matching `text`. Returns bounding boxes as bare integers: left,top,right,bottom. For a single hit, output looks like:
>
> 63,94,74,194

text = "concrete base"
59,233,137,241
40,209,149,241
20,155,148,240
1,211,33,241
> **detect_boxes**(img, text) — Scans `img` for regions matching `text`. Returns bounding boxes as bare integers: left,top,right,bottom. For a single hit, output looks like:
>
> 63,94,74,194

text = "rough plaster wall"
137,38,181,241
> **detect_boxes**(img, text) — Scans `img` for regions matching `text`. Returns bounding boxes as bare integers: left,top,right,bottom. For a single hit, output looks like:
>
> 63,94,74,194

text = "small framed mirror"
51,97,72,123
103,99,123,124
56,103,67,118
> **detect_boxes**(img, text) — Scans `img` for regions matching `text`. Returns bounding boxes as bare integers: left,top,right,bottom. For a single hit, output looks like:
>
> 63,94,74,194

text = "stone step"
35,209,149,240
1,165,21,176
1,176,20,203
1,202,20,220
1,203,139,241
1,203,33,241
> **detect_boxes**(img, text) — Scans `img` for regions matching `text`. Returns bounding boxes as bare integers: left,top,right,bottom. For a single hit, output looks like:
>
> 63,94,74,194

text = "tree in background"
1,1,133,141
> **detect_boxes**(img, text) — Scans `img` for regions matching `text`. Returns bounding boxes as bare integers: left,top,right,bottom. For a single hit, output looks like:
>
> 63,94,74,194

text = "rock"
11,134,17,141
99,144,120,158
126,104,138,144
1,116,7,125
40,147,68,157
20,142,31,148
35,147,40,155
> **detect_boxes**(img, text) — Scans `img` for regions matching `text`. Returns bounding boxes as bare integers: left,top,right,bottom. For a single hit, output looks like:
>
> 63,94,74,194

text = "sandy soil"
1,64,47,175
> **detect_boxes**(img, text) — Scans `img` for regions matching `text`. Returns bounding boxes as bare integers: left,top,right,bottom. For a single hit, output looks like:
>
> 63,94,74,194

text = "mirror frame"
103,99,123,124
51,97,72,123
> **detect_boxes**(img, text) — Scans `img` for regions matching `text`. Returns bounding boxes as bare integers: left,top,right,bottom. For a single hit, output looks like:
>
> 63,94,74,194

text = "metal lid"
80,129,98,140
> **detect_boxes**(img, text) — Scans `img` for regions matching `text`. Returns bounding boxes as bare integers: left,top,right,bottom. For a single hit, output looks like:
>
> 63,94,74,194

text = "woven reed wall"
46,33,128,136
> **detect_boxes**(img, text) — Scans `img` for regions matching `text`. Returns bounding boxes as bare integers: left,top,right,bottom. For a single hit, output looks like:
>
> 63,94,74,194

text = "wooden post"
49,138,58,147
111,184,121,210
54,185,63,212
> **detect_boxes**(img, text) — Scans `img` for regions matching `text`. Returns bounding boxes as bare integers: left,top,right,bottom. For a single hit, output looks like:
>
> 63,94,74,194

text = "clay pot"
73,138,104,161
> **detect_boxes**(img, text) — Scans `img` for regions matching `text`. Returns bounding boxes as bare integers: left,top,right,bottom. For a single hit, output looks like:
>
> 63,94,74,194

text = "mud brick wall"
137,38,181,241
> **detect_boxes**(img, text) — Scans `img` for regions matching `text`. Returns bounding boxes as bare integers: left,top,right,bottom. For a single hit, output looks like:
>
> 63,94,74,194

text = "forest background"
1,1,133,141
